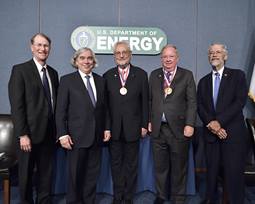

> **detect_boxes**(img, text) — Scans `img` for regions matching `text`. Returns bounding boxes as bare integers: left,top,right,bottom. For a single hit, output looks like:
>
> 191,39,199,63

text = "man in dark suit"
8,33,59,204
55,47,111,204
103,41,149,204
149,44,197,204
197,43,248,204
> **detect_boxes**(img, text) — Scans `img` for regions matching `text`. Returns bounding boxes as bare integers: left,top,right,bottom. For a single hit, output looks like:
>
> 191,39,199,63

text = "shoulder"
93,72,104,81
60,71,78,81
103,67,116,77
198,72,211,86
12,59,34,72
131,65,147,75
177,67,194,76
150,67,162,77
47,65,58,75
225,67,245,76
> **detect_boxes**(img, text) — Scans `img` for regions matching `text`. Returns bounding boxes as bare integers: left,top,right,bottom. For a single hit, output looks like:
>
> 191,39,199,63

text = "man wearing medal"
103,41,149,204
148,44,197,204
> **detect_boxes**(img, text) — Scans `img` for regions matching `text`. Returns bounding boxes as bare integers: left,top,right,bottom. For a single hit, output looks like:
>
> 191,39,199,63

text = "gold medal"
164,87,172,95
120,87,128,95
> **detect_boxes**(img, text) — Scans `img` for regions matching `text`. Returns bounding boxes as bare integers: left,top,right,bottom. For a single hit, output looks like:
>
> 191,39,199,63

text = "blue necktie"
42,67,53,114
85,75,96,107
213,72,220,108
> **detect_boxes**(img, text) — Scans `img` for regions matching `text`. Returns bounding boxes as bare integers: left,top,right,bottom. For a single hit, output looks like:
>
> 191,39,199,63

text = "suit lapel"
47,67,57,107
125,65,136,90
113,67,122,88
29,59,44,88
207,73,214,109
155,69,164,98
216,68,230,108
93,73,102,106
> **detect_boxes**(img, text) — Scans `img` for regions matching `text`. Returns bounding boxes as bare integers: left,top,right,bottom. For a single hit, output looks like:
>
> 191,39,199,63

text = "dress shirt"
78,70,97,101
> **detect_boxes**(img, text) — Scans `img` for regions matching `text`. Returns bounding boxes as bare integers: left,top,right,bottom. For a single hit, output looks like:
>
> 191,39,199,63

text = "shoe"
154,197,165,204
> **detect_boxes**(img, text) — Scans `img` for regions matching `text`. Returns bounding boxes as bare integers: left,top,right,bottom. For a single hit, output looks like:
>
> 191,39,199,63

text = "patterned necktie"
213,72,220,108
85,75,96,107
42,67,53,114
164,72,171,89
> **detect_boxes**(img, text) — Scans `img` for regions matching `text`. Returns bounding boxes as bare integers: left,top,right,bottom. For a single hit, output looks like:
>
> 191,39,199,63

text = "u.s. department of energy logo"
70,26,167,55
70,26,96,51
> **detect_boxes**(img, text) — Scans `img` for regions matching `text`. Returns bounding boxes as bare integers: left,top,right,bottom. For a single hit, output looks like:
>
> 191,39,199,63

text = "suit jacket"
197,67,248,142
8,59,59,144
103,65,149,142
149,67,197,140
55,71,109,148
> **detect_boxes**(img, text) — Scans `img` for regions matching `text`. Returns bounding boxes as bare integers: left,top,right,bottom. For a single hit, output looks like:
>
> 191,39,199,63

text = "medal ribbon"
163,68,177,87
119,67,129,87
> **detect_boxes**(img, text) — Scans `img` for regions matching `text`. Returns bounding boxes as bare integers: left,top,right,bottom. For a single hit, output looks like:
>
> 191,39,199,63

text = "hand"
103,130,111,142
20,135,31,152
141,127,148,137
216,128,228,139
184,125,194,137
59,135,73,150
148,122,152,133
207,120,221,134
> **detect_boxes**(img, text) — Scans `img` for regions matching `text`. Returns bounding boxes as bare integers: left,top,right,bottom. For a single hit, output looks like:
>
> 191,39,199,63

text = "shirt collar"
118,64,130,73
162,66,177,75
33,57,47,72
78,69,93,78
212,66,224,77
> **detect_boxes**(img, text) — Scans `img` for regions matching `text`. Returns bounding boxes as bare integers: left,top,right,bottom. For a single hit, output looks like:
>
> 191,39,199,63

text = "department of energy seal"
71,26,96,50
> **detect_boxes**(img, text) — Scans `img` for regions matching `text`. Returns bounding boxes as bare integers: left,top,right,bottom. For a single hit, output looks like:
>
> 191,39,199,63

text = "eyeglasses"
114,51,130,57
209,50,224,55
33,43,50,49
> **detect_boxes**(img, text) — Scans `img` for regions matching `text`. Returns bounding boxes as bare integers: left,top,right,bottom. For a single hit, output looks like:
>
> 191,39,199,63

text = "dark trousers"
18,139,55,204
109,138,139,200
152,123,190,204
205,141,246,204
66,144,101,204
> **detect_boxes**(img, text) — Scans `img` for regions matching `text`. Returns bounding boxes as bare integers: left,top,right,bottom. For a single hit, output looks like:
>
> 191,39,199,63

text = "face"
161,47,179,72
208,44,227,70
75,50,95,74
30,35,50,65
114,43,132,68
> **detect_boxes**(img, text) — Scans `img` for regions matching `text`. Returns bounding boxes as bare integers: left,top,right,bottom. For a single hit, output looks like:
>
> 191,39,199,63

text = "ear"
224,54,228,61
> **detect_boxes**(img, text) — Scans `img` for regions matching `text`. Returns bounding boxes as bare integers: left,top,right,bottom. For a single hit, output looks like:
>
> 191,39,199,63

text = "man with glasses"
149,44,196,204
197,43,248,204
8,33,59,204
103,41,149,204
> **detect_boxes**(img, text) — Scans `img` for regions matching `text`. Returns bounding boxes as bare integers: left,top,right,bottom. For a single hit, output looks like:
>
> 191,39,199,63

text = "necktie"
164,72,171,88
213,72,220,108
42,67,53,114
85,75,96,107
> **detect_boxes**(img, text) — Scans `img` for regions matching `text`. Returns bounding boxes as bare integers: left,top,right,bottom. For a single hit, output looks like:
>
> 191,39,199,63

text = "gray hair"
70,47,98,68
208,43,228,55
160,44,179,57
113,41,132,53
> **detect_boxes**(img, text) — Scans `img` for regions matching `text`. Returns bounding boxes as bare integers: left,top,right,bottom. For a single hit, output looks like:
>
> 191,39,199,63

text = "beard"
118,63,130,69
